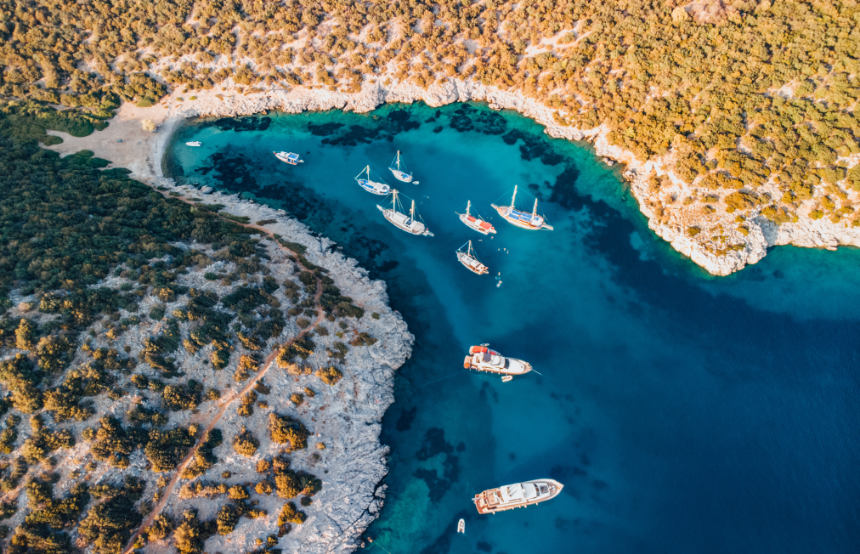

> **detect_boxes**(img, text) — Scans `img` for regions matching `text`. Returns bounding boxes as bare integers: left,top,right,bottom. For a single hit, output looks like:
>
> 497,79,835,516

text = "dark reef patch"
212,115,270,132
501,128,563,165
448,104,507,135
413,427,460,502
306,122,344,136
416,427,453,460
197,152,259,192
396,406,417,432
548,165,583,209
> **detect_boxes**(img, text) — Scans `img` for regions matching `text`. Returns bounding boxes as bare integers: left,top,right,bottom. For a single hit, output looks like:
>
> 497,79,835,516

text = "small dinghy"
457,518,465,534
274,151,303,165
388,150,419,184
457,200,496,235
463,344,533,381
376,190,433,237
491,185,553,231
355,165,391,195
185,141,202,147
456,240,489,275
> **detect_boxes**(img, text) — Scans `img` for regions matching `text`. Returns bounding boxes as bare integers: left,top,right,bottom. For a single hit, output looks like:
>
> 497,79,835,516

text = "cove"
165,103,860,554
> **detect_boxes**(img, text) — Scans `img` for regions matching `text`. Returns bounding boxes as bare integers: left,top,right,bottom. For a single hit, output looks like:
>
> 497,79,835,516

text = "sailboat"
355,165,391,195
456,241,489,275
376,190,433,236
185,140,202,147
388,150,419,184
491,185,554,231
457,200,496,235
274,151,303,165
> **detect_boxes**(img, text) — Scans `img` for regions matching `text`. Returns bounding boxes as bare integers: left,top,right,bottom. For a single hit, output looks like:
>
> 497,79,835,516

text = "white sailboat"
456,240,489,275
491,185,554,231
376,190,433,236
388,150,419,184
457,200,496,235
355,165,391,195
274,151,303,165
185,140,202,147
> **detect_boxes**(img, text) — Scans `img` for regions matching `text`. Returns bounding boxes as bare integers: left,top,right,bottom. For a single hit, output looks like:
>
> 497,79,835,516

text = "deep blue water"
165,103,860,554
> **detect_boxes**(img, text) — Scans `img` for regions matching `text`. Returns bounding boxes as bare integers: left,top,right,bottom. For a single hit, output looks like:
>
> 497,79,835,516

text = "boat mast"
511,184,518,209
467,240,473,255
410,199,415,222
392,189,398,210
396,150,401,170
532,198,538,220
466,200,471,217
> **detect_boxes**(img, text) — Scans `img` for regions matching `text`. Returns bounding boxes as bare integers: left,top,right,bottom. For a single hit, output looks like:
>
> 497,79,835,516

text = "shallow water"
166,103,860,554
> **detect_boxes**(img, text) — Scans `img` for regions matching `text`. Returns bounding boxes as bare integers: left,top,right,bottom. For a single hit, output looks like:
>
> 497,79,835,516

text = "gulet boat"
456,240,489,275
491,185,554,231
376,190,433,237
388,150,419,184
473,479,564,514
463,344,532,381
355,165,391,195
274,151,303,165
457,200,496,235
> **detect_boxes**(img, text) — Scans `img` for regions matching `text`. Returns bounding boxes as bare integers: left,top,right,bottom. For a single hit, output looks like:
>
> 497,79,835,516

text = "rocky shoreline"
49,111,415,551
42,76,855,549
63,77,857,277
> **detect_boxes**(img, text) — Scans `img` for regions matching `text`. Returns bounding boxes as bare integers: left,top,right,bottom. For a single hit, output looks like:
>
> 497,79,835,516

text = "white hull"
473,479,563,514
376,205,433,236
491,204,554,231
458,213,496,235
185,141,201,147
463,346,532,376
274,151,303,165
457,251,489,275
389,167,414,183
357,179,390,195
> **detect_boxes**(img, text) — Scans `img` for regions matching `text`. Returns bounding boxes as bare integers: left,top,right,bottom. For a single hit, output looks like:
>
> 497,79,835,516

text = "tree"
14,319,35,351
268,413,308,451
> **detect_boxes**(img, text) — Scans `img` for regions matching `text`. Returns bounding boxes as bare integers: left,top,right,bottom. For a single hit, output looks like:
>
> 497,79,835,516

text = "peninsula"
0,1,858,552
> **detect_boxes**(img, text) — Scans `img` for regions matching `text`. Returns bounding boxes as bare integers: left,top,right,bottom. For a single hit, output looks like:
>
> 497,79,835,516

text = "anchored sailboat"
354,165,391,195
457,200,496,235
376,190,433,236
274,151,303,165
491,185,554,231
185,140,202,147
388,150,419,184
456,241,489,275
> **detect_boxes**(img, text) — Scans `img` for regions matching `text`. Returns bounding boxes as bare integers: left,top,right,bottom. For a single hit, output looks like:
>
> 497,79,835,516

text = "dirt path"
122,202,326,552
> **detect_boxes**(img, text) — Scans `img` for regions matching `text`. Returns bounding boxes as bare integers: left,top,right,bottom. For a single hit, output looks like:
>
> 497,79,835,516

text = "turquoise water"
165,103,860,554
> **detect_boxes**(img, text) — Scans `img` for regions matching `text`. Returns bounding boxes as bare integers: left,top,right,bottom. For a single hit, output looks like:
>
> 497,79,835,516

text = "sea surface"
165,103,860,554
